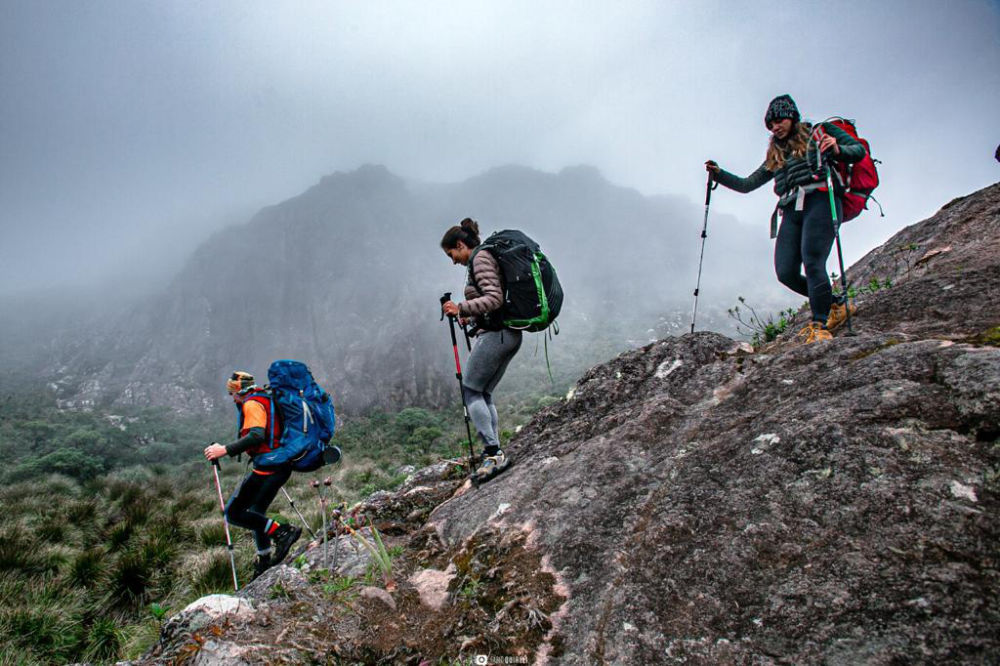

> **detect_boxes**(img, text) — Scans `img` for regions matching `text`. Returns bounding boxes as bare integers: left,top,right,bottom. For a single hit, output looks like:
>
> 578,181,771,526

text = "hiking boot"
252,553,272,580
271,524,302,565
475,450,510,480
796,322,833,344
826,301,857,332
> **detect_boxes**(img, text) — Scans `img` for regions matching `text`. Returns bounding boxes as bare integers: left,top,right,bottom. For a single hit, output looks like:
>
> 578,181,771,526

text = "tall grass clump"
106,548,156,610
68,547,106,589
83,617,124,663
184,548,245,596
0,595,84,663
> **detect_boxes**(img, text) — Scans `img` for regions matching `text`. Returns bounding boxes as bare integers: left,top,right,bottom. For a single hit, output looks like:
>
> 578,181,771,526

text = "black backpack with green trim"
469,229,563,333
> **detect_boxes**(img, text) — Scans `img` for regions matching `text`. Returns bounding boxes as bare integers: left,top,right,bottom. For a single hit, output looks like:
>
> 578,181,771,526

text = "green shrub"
19,448,105,481
407,425,444,452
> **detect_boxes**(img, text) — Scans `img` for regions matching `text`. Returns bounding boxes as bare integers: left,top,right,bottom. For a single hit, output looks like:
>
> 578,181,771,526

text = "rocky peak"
41,164,777,416
136,183,999,664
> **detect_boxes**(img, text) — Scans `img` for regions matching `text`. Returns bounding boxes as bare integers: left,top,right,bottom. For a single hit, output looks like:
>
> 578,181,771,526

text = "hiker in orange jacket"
204,371,301,579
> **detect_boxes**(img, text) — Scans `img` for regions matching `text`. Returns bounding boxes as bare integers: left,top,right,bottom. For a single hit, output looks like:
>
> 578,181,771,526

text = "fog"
1,0,998,298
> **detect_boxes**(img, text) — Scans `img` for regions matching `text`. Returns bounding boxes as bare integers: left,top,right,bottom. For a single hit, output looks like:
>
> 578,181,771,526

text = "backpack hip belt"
770,182,829,237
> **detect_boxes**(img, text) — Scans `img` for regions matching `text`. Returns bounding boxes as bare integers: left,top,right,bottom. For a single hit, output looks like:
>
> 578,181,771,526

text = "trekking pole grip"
439,292,452,321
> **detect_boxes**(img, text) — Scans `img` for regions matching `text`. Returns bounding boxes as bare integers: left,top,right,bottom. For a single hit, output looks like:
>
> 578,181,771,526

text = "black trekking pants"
775,191,842,323
225,466,292,553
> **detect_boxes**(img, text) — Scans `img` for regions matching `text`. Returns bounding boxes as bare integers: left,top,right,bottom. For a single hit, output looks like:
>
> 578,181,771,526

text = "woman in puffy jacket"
441,217,520,480
706,94,864,343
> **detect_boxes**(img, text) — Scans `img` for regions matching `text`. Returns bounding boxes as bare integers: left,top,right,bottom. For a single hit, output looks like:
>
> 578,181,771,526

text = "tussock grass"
194,517,228,548
83,617,124,663
182,547,245,596
106,548,155,609
37,511,70,543
106,520,134,552
121,618,163,661
0,592,85,663
68,547,106,588
0,525,37,573
66,497,99,524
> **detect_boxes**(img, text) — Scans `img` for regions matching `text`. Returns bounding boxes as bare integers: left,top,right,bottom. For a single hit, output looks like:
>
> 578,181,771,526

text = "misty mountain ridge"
7,164,785,414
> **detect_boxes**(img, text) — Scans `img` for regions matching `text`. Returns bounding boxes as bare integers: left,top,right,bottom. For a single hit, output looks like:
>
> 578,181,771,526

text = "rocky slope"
138,183,999,664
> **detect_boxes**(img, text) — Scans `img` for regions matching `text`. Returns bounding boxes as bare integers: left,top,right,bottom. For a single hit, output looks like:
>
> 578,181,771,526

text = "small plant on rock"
728,296,799,347
340,517,394,589
832,273,893,300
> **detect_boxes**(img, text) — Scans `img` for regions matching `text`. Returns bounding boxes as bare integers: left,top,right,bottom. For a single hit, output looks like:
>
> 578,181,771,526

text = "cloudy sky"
1,0,997,297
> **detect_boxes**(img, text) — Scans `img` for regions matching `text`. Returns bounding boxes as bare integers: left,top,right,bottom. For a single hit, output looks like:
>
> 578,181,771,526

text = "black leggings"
774,192,842,323
225,466,291,553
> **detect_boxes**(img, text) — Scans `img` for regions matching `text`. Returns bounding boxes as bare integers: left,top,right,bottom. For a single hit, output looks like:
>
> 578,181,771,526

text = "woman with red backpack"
706,94,865,343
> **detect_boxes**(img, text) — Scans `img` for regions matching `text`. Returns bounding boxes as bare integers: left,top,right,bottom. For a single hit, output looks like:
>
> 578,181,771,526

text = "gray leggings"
462,329,522,453
775,192,842,323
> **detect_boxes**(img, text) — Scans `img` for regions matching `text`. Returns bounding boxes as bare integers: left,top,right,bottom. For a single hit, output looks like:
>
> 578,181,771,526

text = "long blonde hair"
765,122,812,171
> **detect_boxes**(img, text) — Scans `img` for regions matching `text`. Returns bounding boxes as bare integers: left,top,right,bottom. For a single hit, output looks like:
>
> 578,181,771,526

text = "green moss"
973,326,1000,347
849,338,902,362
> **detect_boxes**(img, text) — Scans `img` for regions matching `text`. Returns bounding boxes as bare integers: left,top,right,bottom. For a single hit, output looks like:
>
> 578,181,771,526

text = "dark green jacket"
714,122,865,200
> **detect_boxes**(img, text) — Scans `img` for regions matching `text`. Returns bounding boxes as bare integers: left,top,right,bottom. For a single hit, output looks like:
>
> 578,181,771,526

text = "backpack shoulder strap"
467,242,500,294
243,390,279,446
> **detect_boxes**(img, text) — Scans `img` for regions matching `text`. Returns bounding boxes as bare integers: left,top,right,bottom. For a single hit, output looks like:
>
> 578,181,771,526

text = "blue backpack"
253,360,338,472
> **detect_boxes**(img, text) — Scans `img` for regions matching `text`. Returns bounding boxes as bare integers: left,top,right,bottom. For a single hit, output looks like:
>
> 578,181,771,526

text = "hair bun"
460,217,479,235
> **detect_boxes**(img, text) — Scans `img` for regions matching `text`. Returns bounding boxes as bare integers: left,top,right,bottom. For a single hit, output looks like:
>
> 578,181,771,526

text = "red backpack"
821,118,881,221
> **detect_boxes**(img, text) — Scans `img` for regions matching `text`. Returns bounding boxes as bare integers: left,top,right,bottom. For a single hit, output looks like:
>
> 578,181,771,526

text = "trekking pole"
440,292,480,488
210,459,239,592
281,487,317,540
331,502,344,571
459,321,473,351
691,172,719,334
323,477,333,569
825,163,855,335
311,479,328,571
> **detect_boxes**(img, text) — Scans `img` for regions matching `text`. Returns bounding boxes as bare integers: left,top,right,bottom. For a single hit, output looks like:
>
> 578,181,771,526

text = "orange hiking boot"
826,301,857,332
796,322,833,344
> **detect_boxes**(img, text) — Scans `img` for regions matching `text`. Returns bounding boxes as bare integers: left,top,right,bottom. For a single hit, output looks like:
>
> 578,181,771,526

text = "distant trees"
0,390,223,484
393,407,444,452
